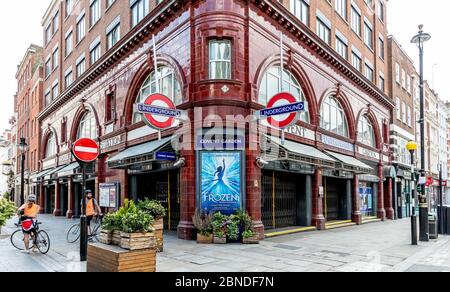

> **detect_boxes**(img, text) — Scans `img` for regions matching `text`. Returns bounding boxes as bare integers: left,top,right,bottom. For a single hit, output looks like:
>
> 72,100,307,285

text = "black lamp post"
18,137,28,205
406,141,418,245
411,25,431,242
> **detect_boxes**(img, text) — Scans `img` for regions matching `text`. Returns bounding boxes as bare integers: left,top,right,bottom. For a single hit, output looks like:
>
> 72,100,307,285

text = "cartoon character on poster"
201,152,242,214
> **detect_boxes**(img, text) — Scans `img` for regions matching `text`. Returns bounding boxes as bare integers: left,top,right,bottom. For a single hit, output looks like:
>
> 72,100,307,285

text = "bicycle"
66,215,103,244
10,221,51,255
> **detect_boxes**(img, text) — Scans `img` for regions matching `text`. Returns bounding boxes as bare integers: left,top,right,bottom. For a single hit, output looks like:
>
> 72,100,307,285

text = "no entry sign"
72,138,100,163
258,93,306,129
135,94,184,130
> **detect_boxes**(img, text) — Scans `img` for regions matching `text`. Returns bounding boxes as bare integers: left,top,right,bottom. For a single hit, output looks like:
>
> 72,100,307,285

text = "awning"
57,162,80,178
108,137,175,169
264,137,336,168
325,151,373,174
384,166,397,178
44,165,68,181
31,169,53,183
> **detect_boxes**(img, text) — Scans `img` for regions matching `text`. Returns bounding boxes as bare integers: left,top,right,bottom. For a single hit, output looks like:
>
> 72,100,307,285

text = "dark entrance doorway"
129,169,180,230
262,170,312,230
44,185,55,214
324,177,351,221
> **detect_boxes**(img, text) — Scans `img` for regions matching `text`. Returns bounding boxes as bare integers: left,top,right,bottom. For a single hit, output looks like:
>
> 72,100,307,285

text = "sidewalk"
1,215,450,272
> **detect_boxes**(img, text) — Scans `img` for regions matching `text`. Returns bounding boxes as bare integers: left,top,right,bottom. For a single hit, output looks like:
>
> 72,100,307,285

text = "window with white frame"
402,101,406,123
131,0,149,28
77,111,97,139
336,35,348,59
290,0,309,25
90,0,101,27
66,0,73,16
335,0,347,19
133,66,183,124
107,21,120,49
45,132,57,158
351,6,361,36
358,115,376,148
320,96,349,137
395,63,400,84
209,39,232,80
316,18,331,45
396,97,401,120
364,21,373,49
77,14,86,43
258,66,309,123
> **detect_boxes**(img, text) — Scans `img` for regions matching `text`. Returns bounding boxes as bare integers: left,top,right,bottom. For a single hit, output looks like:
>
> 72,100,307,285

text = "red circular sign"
142,94,176,130
266,92,299,128
72,138,100,163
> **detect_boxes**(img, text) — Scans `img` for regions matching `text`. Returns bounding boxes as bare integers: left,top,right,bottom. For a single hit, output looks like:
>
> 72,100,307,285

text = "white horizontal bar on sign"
74,146,98,154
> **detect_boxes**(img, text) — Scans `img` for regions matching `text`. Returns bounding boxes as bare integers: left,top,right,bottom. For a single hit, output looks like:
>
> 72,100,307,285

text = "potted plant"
0,198,16,234
226,214,240,243
99,212,118,245
119,209,155,251
238,210,260,244
212,212,228,244
192,209,213,244
137,199,167,252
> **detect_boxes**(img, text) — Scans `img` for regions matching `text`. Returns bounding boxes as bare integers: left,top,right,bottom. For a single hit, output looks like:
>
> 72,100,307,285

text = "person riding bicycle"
82,190,102,236
17,194,40,254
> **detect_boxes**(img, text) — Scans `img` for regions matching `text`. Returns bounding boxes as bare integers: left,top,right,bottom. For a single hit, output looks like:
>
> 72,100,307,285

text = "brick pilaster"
312,169,325,230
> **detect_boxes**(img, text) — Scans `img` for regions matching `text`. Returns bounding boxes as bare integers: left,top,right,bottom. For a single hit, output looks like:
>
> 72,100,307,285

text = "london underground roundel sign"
72,138,100,163
263,93,304,129
138,94,179,130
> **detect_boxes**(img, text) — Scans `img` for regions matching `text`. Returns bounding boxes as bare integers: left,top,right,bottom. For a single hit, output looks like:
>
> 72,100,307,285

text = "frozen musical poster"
200,151,243,214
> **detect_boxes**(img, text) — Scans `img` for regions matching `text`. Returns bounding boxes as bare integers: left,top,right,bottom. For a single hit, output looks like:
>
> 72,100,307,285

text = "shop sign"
199,151,244,215
100,135,123,150
285,124,316,141
357,146,380,160
99,183,119,208
196,135,245,150
321,134,355,153
42,158,57,169
155,152,177,162
59,153,72,164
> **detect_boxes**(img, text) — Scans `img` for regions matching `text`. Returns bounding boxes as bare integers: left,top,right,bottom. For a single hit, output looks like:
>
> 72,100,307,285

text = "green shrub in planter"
101,213,120,231
226,214,241,242
137,199,166,220
192,209,213,237
120,210,154,234
242,230,255,239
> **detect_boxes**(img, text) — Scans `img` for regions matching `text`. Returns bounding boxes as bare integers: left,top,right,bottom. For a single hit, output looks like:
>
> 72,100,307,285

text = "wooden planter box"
243,235,260,245
213,236,227,244
99,230,113,245
87,243,156,272
120,232,156,251
153,218,164,252
112,230,121,246
197,233,213,244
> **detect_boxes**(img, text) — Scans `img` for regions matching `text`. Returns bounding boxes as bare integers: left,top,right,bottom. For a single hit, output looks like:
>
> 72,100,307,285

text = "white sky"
0,0,448,134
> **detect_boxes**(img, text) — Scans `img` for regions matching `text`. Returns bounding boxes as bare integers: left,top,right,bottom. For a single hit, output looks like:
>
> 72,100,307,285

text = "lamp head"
411,25,431,48
406,141,418,152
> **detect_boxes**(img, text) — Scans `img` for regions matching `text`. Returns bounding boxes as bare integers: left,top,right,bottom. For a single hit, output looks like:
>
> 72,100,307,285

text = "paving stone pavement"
1,215,450,272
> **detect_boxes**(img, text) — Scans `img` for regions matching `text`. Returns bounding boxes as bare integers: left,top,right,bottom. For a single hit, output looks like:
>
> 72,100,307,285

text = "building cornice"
251,0,395,109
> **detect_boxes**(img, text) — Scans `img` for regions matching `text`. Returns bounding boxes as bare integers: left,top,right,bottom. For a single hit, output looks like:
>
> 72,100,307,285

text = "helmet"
85,190,93,195
28,194,37,202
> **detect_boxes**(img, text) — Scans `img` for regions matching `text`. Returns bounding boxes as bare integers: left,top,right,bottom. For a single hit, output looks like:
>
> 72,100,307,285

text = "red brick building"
14,44,44,205
36,0,394,240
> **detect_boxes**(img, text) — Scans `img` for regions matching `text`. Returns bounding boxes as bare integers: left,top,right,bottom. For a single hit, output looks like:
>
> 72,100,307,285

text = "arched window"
320,96,349,137
133,65,182,124
45,132,56,158
358,115,376,148
258,66,310,123
77,111,97,139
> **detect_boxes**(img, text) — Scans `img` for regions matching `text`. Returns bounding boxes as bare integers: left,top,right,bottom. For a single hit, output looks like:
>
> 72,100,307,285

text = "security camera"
256,157,269,169
174,158,186,168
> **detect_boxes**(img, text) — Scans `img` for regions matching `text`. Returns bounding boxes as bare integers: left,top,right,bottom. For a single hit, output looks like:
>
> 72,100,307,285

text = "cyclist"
82,190,102,236
17,194,40,254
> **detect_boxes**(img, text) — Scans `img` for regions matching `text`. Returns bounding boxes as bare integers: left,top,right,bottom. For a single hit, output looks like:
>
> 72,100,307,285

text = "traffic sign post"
72,138,100,262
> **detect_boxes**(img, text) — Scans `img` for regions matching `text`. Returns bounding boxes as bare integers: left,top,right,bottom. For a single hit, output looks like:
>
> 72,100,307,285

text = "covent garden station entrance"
107,137,181,230
260,135,373,233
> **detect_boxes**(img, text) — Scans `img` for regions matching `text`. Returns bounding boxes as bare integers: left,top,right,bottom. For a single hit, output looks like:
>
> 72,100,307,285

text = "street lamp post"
411,25,431,242
18,138,28,206
406,141,418,245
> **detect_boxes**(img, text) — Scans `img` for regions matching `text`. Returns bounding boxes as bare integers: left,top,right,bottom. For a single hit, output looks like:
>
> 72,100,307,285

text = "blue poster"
200,151,242,214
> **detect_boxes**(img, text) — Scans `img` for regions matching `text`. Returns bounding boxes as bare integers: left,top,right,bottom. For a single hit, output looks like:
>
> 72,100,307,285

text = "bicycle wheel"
36,231,51,255
10,230,28,251
67,224,80,243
